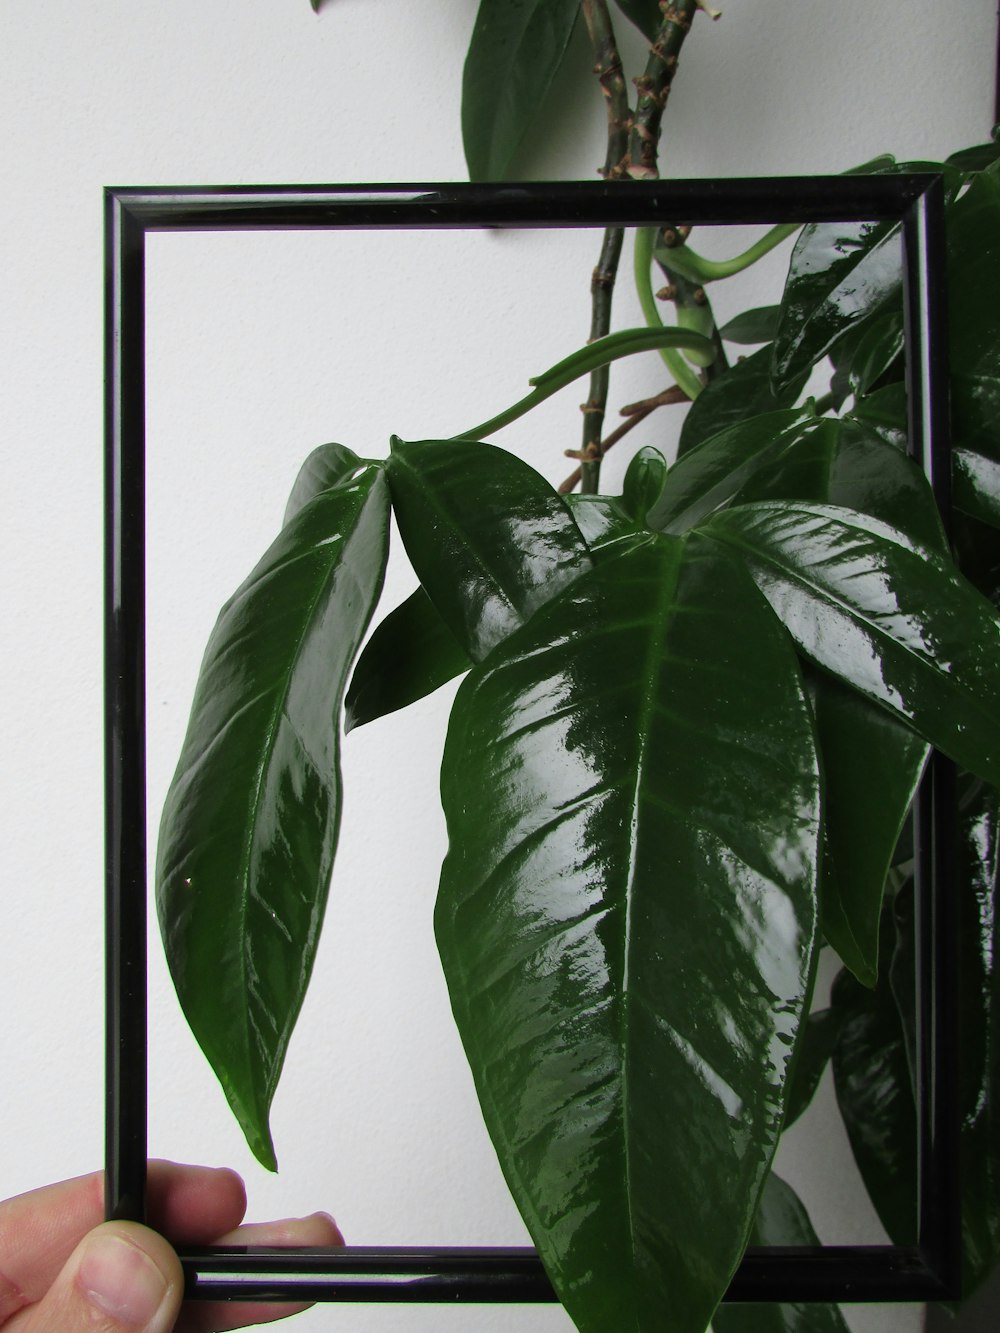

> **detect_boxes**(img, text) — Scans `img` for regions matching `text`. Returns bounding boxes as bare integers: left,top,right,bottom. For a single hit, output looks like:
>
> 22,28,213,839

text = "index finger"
0,1163,246,1325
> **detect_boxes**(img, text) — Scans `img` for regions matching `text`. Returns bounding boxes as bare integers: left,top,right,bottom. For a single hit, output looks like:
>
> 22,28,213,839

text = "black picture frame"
105,175,959,1307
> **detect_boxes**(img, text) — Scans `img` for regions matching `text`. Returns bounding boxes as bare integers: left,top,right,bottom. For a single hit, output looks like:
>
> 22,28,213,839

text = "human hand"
0,1159,343,1332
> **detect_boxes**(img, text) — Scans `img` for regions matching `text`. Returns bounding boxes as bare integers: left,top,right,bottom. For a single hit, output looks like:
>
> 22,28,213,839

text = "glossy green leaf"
847,383,907,452
771,218,902,392
831,907,917,1245
810,671,927,987
648,408,815,534
436,534,820,1333
387,437,591,663
156,464,390,1169
947,138,1000,173
723,418,937,984
948,165,1000,468
948,778,1000,1295
889,794,1000,1302
827,303,903,401
621,445,668,524
702,501,1000,788
283,442,368,525
728,417,946,552
955,511,1000,611
955,448,1000,530
612,0,662,41
462,0,581,180
677,346,810,458
344,586,471,731
718,306,781,346
783,1007,839,1130
566,493,644,554
712,1173,849,1333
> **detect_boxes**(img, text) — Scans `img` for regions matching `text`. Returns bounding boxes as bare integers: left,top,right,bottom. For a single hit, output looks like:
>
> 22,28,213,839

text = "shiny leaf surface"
725,418,937,983
728,418,946,552
831,907,917,1245
387,437,591,662
847,383,907,452
771,218,901,392
156,465,390,1168
462,0,581,180
344,586,471,731
649,408,815,534
952,778,1000,1294
712,1173,849,1333
955,448,1000,530
828,303,903,401
783,1007,839,1130
676,347,809,459
283,442,368,525
718,306,781,346
810,671,926,986
621,445,668,524
437,535,820,1333
702,502,1000,787
566,493,645,554
948,165,1000,468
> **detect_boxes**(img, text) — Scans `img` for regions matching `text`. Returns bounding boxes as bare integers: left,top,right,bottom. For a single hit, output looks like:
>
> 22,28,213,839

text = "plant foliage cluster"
157,3,1000,1329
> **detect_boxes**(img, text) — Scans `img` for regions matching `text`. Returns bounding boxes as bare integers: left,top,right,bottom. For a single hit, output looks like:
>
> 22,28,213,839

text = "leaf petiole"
656,221,800,283
452,325,712,441
633,228,706,400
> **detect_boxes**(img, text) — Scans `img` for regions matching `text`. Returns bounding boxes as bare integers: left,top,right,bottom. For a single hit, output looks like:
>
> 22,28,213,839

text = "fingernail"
79,1232,169,1328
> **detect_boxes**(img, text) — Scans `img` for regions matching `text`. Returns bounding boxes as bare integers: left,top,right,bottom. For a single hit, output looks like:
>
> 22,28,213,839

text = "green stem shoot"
633,228,704,401
453,326,712,442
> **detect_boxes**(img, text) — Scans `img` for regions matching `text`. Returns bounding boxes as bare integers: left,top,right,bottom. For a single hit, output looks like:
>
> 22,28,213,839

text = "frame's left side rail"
104,192,149,1225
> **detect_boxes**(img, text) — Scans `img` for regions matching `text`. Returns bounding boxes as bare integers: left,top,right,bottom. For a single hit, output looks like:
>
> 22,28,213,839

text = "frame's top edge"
103,174,944,231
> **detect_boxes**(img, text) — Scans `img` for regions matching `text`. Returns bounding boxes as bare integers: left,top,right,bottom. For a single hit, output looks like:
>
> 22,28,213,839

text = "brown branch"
557,386,689,494
576,1,635,494
628,0,711,181
581,0,632,180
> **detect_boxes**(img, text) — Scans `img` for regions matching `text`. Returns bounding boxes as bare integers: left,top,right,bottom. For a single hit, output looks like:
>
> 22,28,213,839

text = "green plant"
156,3,1000,1330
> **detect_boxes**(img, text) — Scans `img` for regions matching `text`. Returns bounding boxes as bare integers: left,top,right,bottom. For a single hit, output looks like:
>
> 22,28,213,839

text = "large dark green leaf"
831,907,918,1245
847,382,907,452
955,448,1000,530
677,346,810,458
783,1007,839,1130
386,437,591,662
156,464,390,1169
344,477,642,733
811,670,926,987
648,407,815,534
462,0,581,180
948,165,1000,477
724,419,938,984
283,442,369,524
712,1173,849,1333
344,586,471,731
947,138,1000,173
718,306,781,346
952,778,1000,1295
436,534,820,1333
771,218,902,392
702,501,1000,788
827,303,903,403
728,418,946,551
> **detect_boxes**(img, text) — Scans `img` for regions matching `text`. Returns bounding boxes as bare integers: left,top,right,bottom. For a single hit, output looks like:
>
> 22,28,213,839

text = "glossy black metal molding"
105,174,958,1304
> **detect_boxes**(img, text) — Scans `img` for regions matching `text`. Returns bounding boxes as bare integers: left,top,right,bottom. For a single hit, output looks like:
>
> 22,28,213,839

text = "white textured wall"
1,3,995,1331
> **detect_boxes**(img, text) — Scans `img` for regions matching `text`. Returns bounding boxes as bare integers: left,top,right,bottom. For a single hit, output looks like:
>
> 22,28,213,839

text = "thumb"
21,1220,184,1333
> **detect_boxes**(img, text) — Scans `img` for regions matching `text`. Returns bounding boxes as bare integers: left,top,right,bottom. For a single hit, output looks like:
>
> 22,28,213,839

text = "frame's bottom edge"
177,1244,952,1305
